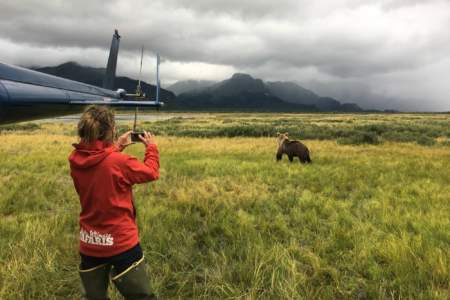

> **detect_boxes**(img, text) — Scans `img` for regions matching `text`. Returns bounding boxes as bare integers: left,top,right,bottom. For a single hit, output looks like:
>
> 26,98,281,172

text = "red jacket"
69,140,159,257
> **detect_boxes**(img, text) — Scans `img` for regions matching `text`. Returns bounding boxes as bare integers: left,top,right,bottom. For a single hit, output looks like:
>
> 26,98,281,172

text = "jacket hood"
69,140,117,169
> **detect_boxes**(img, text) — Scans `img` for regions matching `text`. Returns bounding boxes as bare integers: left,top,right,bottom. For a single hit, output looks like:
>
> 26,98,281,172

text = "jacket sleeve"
121,144,160,185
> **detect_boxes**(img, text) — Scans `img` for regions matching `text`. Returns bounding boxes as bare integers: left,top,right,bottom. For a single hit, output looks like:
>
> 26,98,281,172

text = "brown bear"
276,132,311,163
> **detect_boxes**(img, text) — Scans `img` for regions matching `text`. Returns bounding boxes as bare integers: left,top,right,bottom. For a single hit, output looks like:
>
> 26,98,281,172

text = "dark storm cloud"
163,0,301,18
0,0,449,111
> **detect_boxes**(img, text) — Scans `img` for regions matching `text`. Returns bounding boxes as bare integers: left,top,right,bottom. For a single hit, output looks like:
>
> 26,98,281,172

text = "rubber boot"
79,263,112,300
112,257,156,300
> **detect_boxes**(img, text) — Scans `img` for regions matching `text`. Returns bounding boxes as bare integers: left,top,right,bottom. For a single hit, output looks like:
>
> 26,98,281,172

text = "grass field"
0,113,449,299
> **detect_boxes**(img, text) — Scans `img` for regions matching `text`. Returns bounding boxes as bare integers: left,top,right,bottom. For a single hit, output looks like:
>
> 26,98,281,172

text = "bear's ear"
276,132,281,136
284,132,289,136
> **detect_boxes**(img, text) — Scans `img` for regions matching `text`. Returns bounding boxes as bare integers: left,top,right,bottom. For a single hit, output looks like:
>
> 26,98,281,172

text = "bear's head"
276,132,289,147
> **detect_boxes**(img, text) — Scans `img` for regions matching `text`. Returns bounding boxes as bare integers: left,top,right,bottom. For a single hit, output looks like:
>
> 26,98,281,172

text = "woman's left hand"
115,131,134,151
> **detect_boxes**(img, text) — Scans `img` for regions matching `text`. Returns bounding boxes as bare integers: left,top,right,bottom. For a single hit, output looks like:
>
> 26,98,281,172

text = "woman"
69,105,159,299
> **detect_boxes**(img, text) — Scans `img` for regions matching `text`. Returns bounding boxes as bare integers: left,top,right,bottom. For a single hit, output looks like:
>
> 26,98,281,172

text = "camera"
131,132,144,142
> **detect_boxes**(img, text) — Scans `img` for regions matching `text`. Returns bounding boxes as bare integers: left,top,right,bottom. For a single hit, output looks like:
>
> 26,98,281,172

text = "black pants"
80,243,143,274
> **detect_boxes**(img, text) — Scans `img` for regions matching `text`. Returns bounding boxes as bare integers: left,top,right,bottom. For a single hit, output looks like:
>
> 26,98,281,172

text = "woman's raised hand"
115,130,134,151
139,131,157,146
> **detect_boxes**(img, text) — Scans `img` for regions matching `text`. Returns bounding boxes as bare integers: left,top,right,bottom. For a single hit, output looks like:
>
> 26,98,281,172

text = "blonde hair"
77,105,115,143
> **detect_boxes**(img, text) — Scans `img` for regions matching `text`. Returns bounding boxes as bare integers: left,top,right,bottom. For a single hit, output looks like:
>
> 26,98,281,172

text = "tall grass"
115,113,450,146
0,113,449,299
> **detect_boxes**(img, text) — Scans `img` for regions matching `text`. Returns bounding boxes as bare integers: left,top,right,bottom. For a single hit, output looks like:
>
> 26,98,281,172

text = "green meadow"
0,113,449,299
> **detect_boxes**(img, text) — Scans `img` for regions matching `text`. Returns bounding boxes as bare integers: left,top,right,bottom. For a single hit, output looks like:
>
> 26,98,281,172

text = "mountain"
266,81,361,112
170,73,316,111
212,73,267,96
167,80,216,95
168,73,316,111
33,62,362,112
169,73,361,112
33,62,176,102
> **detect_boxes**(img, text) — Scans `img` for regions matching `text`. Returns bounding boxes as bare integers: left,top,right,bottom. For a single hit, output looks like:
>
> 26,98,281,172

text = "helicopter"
0,30,163,125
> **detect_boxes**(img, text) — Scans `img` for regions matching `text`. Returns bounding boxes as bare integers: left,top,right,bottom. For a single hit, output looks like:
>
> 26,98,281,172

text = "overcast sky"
1,0,449,111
